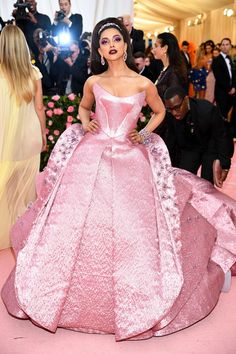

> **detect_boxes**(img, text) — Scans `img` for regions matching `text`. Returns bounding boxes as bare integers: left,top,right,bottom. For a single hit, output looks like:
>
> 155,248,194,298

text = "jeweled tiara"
98,23,122,35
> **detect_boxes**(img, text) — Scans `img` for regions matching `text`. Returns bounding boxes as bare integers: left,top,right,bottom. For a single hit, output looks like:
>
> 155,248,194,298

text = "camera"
34,29,57,49
13,0,31,21
56,10,66,22
59,48,73,60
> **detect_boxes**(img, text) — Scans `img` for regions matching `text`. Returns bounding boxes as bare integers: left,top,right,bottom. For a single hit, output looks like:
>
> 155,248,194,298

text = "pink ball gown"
2,83,236,341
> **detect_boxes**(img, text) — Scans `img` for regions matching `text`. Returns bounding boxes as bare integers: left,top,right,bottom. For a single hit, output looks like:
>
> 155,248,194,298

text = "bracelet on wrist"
139,128,152,145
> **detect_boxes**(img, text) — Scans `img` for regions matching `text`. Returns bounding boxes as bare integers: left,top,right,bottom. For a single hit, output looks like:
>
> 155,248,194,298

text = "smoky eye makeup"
113,35,122,42
99,35,123,46
100,38,109,46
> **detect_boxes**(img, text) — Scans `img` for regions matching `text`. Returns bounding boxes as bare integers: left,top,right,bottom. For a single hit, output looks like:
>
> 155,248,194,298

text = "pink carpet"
1,149,236,354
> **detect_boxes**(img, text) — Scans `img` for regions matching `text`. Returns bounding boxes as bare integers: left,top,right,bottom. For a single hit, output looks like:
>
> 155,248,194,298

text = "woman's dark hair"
157,32,187,84
204,40,215,53
91,17,138,74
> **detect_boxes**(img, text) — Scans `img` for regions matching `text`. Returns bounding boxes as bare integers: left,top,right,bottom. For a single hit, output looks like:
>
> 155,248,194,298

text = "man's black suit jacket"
212,53,235,118
130,27,145,54
163,98,233,170
52,14,83,41
70,54,89,96
34,52,65,95
180,50,191,71
140,66,155,82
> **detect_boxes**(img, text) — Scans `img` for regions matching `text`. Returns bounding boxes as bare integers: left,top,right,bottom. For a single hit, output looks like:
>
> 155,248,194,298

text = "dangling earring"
101,56,105,66
123,52,127,61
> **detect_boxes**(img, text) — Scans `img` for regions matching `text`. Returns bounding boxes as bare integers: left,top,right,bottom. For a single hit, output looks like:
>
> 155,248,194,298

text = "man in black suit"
63,40,89,96
133,52,155,82
120,15,145,54
33,28,65,95
13,0,51,56
163,86,233,187
52,0,83,42
180,40,191,71
212,38,235,120
180,40,191,92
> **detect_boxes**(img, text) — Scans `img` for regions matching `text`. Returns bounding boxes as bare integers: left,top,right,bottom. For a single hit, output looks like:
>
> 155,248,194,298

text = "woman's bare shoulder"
136,75,156,92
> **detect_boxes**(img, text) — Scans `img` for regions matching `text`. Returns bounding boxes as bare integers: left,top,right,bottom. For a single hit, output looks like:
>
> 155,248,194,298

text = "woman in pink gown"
2,18,236,341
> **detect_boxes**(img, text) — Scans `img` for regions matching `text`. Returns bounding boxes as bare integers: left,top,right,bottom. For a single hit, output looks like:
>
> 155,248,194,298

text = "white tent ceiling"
134,0,234,33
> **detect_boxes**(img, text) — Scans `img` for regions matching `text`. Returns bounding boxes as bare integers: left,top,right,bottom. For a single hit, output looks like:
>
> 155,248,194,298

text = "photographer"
52,0,83,42
13,0,51,57
63,40,89,96
33,28,64,95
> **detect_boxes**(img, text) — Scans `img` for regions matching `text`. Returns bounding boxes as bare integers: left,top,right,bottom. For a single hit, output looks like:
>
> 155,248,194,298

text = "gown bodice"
93,83,146,139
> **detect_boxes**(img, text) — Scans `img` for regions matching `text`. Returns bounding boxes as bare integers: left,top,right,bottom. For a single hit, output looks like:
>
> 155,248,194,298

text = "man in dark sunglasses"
162,86,234,187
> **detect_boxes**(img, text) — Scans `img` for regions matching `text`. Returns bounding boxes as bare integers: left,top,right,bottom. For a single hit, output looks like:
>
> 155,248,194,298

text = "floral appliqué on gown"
2,83,236,341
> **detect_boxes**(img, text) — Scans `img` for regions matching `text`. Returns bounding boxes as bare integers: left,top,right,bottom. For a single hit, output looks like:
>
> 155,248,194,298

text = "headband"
98,22,122,35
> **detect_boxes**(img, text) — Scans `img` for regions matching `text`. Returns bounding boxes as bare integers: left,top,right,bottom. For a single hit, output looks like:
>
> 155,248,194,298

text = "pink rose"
140,116,146,122
47,101,54,108
52,95,60,101
53,130,60,136
57,108,64,115
67,115,73,123
66,123,72,129
45,128,49,135
48,120,53,126
48,135,54,141
53,108,63,115
46,110,53,117
67,105,74,113
68,93,76,101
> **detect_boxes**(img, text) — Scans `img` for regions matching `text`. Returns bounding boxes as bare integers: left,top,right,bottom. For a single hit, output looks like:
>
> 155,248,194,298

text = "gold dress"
0,66,42,249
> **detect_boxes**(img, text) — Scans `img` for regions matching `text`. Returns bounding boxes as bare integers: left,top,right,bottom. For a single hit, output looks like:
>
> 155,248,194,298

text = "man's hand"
228,87,235,95
27,12,37,24
213,159,229,188
62,17,72,26
64,56,73,66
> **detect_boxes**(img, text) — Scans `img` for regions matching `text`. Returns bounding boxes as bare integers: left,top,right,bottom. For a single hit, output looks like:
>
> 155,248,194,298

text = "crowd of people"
1,4,236,343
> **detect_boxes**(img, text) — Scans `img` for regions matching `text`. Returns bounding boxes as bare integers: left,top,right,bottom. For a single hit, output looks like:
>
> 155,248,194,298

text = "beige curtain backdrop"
180,3,236,46
0,0,133,32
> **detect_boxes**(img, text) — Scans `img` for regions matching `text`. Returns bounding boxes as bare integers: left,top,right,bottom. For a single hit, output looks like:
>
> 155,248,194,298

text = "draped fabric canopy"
0,0,133,32
134,0,233,32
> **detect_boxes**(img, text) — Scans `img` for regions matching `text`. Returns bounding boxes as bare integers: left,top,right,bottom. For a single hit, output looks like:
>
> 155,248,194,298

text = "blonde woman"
188,47,208,99
0,25,46,250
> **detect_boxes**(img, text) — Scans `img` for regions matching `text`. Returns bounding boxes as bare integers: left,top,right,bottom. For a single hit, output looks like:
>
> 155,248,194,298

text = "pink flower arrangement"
68,93,76,101
67,115,74,123
48,120,53,126
67,106,75,113
52,95,60,101
48,135,54,141
66,123,72,129
48,101,55,108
